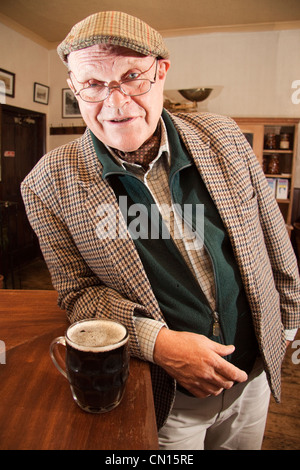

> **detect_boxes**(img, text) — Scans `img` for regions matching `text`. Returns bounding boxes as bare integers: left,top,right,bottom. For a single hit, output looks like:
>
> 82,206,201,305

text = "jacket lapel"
168,113,257,281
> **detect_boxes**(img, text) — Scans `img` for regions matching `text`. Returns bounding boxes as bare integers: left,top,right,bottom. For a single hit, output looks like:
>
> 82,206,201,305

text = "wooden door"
0,104,46,285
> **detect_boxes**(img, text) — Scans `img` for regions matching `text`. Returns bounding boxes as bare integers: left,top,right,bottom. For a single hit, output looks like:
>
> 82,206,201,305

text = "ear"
157,59,171,80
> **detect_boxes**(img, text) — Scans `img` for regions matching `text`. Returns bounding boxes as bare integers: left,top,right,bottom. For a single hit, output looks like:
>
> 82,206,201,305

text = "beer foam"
67,319,128,352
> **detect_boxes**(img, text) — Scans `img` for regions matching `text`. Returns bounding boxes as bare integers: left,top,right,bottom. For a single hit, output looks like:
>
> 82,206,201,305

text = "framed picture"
0,68,15,97
62,88,81,118
33,82,49,105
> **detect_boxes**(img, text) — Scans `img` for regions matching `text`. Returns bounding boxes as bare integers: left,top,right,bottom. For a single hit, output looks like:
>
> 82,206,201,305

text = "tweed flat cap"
57,11,169,65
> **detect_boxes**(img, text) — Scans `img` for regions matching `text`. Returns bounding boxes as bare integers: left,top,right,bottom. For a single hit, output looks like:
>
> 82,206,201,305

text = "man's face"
67,45,170,152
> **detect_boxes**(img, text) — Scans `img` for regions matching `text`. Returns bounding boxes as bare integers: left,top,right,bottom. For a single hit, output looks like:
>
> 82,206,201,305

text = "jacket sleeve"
20,178,148,359
231,120,300,331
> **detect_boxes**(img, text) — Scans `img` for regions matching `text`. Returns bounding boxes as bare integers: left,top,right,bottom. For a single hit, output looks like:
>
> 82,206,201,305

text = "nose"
104,85,131,108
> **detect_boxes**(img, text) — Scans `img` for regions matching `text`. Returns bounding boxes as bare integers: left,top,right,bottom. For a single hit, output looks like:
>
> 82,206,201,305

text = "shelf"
263,150,293,154
233,117,299,229
50,126,86,135
264,174,292,178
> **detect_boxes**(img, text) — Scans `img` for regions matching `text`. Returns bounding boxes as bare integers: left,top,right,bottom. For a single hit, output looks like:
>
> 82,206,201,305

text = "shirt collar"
103,117,170,177
90,114,179,180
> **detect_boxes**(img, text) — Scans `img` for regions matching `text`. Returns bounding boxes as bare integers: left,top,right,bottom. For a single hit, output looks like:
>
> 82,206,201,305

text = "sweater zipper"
203,249,225,343
212,311,221,337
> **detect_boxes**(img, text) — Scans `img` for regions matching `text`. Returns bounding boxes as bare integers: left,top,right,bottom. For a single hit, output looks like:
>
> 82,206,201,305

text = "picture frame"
62,88,81,118
33,82,49,105
0,68,15,97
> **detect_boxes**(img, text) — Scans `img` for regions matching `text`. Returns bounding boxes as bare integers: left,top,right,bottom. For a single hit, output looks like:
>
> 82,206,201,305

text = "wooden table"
0,290,159,450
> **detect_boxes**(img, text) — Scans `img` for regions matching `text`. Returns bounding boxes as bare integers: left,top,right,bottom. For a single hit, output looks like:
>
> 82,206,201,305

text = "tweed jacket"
21,111,300,430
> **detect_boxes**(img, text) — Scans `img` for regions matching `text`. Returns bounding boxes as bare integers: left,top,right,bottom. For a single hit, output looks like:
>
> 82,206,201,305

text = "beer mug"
50,318,130,413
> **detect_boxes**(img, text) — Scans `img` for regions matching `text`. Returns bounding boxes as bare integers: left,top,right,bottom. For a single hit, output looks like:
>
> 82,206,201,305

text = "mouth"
107,117,136,124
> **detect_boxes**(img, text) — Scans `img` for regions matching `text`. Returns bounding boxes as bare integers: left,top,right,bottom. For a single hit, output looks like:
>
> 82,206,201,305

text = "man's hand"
153,327,248,398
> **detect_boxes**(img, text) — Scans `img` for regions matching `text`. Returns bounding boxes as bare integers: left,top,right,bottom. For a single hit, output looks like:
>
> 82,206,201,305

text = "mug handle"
50,336,67,379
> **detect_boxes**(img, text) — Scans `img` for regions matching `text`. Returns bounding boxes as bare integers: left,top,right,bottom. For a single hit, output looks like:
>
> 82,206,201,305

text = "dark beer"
65,319,129,413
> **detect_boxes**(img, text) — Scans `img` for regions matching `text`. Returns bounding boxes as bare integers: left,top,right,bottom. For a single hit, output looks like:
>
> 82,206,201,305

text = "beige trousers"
158,357,270,450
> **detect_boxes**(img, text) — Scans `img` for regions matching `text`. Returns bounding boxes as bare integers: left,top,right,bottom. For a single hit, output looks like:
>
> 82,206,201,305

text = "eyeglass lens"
80,79,152,102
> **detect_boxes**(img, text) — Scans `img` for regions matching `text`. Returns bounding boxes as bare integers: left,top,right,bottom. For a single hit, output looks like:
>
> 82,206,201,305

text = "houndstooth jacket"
21,111,300,429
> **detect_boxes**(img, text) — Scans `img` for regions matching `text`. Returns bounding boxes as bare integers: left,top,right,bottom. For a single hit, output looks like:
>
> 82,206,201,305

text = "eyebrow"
70,57,153,84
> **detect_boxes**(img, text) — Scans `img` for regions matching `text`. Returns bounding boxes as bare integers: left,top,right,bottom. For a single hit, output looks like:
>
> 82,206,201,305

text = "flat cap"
57,11,170,65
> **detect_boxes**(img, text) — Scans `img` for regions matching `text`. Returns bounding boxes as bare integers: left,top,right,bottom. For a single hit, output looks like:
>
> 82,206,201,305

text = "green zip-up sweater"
91,110,258,376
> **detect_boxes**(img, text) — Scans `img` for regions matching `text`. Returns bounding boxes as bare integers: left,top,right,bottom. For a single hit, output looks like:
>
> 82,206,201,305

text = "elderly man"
21,11,300,450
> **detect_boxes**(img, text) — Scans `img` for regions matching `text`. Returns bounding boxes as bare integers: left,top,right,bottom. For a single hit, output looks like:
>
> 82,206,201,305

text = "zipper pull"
212,311,220,337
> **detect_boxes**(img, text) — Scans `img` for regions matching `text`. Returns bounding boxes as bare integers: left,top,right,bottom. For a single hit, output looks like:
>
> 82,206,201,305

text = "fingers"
189,380,232,399
211,342,248,383
177,361,244,399
215,357,248,384
183,369,241,399
213,342,236,357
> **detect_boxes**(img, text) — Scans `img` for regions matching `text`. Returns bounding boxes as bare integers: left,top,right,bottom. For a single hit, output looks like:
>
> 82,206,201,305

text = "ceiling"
1,0,300,48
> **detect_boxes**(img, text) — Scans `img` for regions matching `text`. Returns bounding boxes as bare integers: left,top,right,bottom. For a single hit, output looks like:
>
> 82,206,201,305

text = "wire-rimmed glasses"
69,59,158,103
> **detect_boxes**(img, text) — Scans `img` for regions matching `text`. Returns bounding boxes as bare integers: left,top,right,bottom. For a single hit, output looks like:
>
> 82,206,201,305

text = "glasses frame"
68,58,158,103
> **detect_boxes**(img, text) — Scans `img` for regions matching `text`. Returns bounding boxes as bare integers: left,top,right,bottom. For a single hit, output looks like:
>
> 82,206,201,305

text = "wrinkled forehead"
68,44,148,68
67,45,153,81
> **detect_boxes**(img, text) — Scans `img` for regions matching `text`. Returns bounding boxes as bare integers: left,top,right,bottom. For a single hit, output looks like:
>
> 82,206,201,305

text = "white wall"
163,29,300,187
164,29,300,119
0,22,50,117
48,49,85,150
